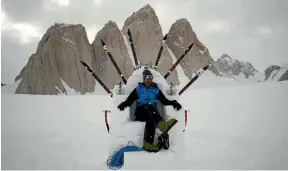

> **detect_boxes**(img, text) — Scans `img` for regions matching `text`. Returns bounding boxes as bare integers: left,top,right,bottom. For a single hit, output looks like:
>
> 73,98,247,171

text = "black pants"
134,104,163,143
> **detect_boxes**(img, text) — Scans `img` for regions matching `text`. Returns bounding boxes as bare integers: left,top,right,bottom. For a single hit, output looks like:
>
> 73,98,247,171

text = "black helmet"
142,69,153,79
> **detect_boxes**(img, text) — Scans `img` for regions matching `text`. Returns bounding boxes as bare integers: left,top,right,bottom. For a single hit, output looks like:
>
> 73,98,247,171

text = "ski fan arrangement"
80,29,213,170
80,29,212,98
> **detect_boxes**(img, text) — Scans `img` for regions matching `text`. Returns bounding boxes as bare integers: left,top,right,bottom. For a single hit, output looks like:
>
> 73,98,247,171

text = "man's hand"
117,102,127,111
171,100,182,111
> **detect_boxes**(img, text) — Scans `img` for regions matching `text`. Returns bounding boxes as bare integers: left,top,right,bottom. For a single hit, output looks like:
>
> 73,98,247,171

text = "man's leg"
134,106,159,152
142,105,163,152
144,111,163,143
136,104,177,152
146,104,178,134
149,112,171,150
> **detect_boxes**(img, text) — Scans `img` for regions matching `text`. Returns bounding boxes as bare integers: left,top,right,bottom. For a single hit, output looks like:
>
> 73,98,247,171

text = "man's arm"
122,88,138,106
157,89,173,106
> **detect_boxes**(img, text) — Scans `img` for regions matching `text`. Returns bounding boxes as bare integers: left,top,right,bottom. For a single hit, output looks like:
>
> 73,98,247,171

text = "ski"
153,34,168,70
101,39,127,84
80,61,113,97
178,64,212,95
127,29,139,68
164,43,194,79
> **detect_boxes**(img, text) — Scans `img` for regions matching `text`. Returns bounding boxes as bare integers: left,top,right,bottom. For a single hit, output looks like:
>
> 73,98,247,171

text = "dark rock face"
217,54,259,78
264,65,288,81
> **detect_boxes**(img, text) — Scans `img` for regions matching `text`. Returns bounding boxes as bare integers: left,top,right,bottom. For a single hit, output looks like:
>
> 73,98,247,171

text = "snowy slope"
1,95,112,169
122,33,136,68
1,78,111,95
1,79,22,94
2,81,288,170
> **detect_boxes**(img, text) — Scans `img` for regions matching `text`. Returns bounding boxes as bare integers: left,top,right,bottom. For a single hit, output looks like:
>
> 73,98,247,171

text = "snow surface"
122,33,136,68
2,81,288,170
1,79,22,94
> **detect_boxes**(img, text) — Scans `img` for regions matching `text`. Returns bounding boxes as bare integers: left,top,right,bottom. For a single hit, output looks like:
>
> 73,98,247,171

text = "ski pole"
103,110,111,133
183,109,189,132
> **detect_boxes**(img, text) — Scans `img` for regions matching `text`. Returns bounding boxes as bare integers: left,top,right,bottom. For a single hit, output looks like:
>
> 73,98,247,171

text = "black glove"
117,102,127,111
171,100,182,111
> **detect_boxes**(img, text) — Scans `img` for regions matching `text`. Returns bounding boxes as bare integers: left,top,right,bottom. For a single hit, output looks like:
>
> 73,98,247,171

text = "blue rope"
106,141,144,170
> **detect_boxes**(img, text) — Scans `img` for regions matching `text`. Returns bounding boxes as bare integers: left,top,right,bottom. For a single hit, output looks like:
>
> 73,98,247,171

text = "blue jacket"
122,82,172,107
135,83,159,106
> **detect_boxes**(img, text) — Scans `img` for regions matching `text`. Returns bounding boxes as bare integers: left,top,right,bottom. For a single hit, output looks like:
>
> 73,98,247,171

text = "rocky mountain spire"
166,18,219,80
217,54,259,78
12,4,247,95
91,21,134,88
15,23,96,94
122,4,180,85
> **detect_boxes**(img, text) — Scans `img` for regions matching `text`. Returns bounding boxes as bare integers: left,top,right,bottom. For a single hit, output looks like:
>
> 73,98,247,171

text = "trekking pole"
183,109,189,132
103,110,111,133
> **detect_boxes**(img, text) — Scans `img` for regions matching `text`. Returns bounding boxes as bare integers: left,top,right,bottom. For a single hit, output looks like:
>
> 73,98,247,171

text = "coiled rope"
106,141,144,170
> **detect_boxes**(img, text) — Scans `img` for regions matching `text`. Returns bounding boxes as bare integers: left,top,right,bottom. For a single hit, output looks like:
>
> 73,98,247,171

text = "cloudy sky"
1,0,288,83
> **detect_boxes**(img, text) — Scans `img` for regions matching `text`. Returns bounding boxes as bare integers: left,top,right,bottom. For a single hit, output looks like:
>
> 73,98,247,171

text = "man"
117,69,182,152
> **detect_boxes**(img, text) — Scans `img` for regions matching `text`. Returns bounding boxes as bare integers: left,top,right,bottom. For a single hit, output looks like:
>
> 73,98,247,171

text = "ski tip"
188,43,194,49
128,29,131,35
203,64,210,70
163,34,168,40
100,39,105,45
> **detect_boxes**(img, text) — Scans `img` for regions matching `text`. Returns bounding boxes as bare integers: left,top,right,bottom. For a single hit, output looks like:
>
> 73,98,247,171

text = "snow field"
1,80,288,169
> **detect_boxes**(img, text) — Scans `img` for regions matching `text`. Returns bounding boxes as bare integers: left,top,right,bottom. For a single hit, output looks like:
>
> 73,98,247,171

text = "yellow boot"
143,141,160,152
157,119,178,134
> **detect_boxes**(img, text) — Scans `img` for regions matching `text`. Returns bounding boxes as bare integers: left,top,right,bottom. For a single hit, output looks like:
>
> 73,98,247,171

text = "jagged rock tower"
13,4,223,95
166,18,219,79
91,21,134,88
15,23,96,94
122,4,180,85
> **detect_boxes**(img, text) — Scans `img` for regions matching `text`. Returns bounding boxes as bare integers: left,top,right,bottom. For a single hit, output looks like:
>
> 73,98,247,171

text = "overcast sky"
1,0,288,83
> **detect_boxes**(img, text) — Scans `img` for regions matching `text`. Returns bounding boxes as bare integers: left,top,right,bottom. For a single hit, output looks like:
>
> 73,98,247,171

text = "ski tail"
154,34,168,70
127,29,139,69
101,39,127,84
80,61,113,97
164,43,194,79
179,63,212,95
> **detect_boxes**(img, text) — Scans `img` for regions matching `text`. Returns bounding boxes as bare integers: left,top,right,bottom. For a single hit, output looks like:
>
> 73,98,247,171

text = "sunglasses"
144,75,153,79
